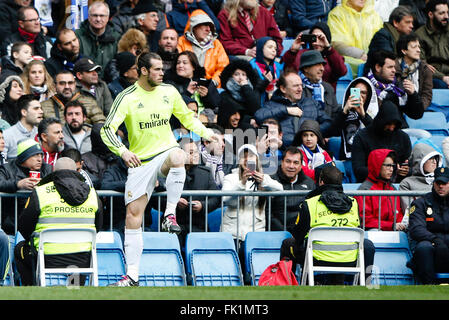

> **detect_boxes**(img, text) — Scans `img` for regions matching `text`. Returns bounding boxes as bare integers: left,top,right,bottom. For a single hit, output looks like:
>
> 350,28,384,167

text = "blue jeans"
0,230,9,285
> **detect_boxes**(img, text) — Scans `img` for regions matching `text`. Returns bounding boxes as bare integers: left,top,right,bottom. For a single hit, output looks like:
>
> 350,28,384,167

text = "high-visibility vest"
305,194,360,263
33,181,98,254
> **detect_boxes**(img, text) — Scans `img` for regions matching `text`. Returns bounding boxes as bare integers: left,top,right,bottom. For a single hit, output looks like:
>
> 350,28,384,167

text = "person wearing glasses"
1,6,52,59
75,1,121,78
355,148,405,231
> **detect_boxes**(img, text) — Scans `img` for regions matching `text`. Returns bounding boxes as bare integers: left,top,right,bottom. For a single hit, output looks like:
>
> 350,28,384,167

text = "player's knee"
169,148,186,167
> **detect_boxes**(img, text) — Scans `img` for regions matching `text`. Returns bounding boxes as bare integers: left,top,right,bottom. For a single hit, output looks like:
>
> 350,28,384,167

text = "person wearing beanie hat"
0,138,52,235
293,119,334,181
282,22,347,90
108,52,139,99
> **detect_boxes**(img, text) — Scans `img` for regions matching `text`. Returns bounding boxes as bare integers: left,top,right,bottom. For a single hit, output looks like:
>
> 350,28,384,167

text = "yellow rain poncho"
327,0,383,76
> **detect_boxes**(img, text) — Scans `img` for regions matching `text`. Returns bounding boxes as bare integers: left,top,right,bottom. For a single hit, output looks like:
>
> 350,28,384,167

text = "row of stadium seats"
6,229,440,287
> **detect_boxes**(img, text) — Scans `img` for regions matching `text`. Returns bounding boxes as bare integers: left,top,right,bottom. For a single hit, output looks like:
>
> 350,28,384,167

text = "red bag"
258,259,299,286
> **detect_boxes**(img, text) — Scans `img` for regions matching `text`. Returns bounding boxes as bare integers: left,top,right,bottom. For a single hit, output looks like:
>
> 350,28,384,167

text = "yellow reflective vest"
33,181,98,254
306,194,360,263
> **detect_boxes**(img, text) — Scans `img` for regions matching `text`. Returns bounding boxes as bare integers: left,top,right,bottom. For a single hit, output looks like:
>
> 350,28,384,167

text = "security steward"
408,166,449,284
14,157,103,286
280,164,375,284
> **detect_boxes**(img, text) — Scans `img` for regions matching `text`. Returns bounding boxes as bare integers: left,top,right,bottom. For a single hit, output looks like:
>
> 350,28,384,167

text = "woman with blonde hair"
20,60,56,102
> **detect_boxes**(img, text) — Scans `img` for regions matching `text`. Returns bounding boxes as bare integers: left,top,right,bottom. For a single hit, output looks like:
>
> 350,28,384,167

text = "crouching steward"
14,157,103,286
280,164,375,284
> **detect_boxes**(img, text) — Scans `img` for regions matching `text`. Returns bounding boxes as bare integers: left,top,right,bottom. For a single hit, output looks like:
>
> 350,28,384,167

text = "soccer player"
101,51,219,286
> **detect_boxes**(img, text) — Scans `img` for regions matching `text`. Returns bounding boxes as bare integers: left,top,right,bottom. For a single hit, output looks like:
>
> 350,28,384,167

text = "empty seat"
357,63,365,77
281,39,294,56
185,232,243,286
96,231,126,286
405,112,449,136
327,136,341,160
342,183,361,191
139,232,186,286
431,89,449,107
243,231,292,285
366,231,415,285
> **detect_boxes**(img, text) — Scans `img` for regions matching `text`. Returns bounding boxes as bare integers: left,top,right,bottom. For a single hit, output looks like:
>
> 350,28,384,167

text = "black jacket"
1,30,53,59
269,167,315,232
18,169,103,242
352,100,412,183
0,159,53,235
44,44,84,78
409,189,449,246
0,0,22,46
0,56,22,83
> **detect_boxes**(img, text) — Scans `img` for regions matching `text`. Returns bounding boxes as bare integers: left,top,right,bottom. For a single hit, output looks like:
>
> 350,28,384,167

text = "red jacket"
217,5,283,56
355,148,404,230
282,47,347,90
299,148,333,181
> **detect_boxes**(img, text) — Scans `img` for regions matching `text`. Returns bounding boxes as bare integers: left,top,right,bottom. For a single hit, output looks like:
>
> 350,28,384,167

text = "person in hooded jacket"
351,99,412,183
355,148,405,231
0,42,33,83
330,77,379,160
280,165,375,284
14,157,103,286
0,75,25,127
249,36,283,106
399,143,443,228
177,9,229,87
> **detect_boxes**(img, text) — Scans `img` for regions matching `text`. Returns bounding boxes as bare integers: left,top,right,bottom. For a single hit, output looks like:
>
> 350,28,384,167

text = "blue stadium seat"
431,89,449,107
207,207,225,232
339,62,353,82
405,112,449,136
281,39,294,56
96,231,126,286
185,232,243,286
357,63,365,77
336,82,348,105
243,231,292,285
327,136,341,160
139,232,186,286
365,231,415,285
342,183,361,190
150,209,163,231
335,160,351,183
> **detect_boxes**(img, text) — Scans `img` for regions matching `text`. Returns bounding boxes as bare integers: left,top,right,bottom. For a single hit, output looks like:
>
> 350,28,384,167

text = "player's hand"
122,150,141,168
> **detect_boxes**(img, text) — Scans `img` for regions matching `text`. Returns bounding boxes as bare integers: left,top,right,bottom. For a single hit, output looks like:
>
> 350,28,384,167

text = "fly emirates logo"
139,113,169,129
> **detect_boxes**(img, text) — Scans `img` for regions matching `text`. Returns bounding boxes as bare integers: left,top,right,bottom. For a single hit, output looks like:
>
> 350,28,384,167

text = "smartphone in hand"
350,87,361,107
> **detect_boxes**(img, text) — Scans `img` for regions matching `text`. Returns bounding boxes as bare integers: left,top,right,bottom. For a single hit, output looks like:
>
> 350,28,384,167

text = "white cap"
237,144,259,159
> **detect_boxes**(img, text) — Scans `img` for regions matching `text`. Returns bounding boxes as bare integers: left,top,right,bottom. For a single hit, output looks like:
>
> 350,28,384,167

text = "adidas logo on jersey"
137,102,144,109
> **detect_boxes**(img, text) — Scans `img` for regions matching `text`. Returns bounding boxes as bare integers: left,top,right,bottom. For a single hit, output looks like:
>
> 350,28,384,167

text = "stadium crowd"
0,0,448,285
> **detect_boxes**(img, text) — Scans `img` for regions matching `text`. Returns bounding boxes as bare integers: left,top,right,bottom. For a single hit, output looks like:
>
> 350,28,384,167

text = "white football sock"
124,227,143,281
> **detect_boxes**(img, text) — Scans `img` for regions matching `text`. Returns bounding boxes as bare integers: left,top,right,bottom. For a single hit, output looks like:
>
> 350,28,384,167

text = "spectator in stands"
269,146,315,232
37,117,64,167
0,75,24,127
177,9,229,87
3,94,42,159
157,28,179,73
82,123,120,189
1,6,53,59
327,0,383,76
282,22,347,91
249,36,283,105
0,42,33,83
280,165,375,284
416,0,449,88
44,28,83,78
254,71,332,147
132,1,161,52
173,96,202,142
199,124,226,188
217,0,283,60
331,77,379,160
0,225,9,285
292,120,333,181
74,58,113,118
62,101,92,155
104,28,147,84
351,100,412,183
75,1,121,78
260,0,293,38
221,143,283,242
219,58,262,128
408,166,449,284
256,118,285,175
167,0,220,36
395,32,434,110
0,138,52,235
365,50,425,128
0,130,6,165
297,50,340,120
355,148,405,231
108,52,139,99
164,51,221,113
14,157,103,285
0,0,31,47
173,138,220,246
60,148,93,187
41,70,106,125
289,0,335,35
399,143,443,229
399,0,428,30
110,0,140,36
20,60,56,102
443,137,449,165
366,5,415,73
